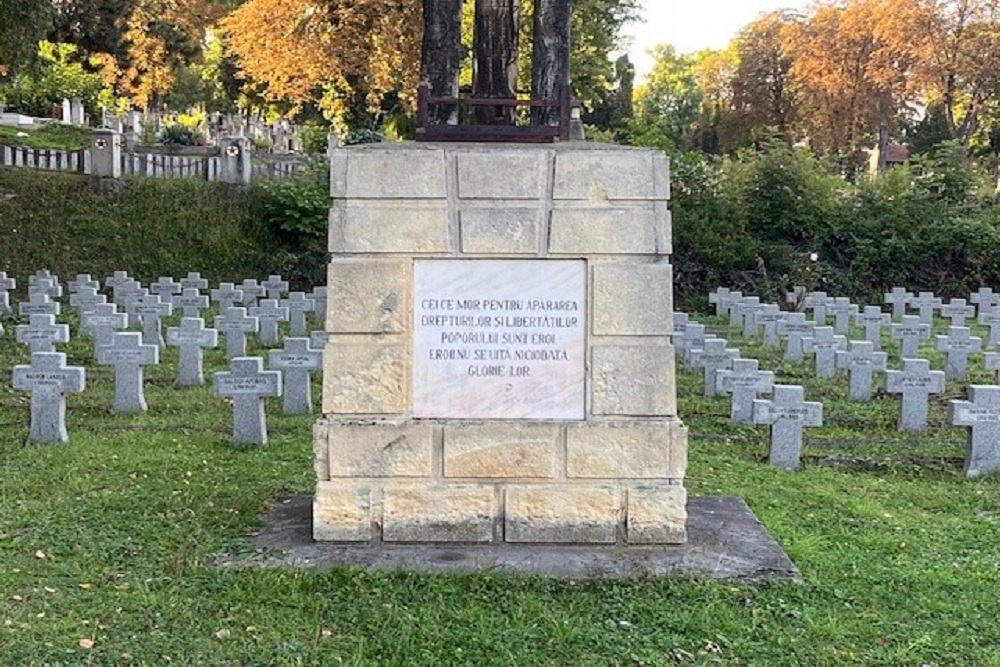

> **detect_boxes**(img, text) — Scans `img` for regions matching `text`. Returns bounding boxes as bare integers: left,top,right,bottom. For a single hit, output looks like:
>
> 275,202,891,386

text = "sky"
626,0,813,82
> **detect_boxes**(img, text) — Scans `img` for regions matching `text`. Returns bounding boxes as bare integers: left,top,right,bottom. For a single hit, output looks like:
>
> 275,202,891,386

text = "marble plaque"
413,260,586,420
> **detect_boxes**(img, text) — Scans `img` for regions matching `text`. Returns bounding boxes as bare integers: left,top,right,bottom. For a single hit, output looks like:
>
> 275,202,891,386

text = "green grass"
0,124,93,150
0,305,998,666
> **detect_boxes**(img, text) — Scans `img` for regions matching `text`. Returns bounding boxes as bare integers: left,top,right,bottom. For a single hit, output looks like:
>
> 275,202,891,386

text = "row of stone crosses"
675,285,1000,478
0,269,329,447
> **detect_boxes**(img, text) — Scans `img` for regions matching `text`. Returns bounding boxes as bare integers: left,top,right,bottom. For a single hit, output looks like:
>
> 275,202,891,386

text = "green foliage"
160,123,199,146
0,41,108,119
0,0,53,79
257,161,330,285
342,128,384,145
635,45,703,150
0,122,91,149
298,120,330,155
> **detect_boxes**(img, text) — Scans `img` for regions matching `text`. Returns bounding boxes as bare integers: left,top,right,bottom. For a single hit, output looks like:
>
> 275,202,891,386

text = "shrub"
160,124,199,146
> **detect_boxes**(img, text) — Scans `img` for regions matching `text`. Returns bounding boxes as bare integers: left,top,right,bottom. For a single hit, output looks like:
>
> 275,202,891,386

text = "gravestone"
883,287,912,320
213,357,282,445
690,338,740,397
708,287,733,317
950,386,1000,478
311,286,328,324
802,326,847,379
97,332,159,412
0,272,16,316
984,353,1000,383
15,314,70,353
828,297,858,335
117,281,147,326
250,299,289,346
130,293,172,349
309,330,329,351
969,287,997,319
67,274,100,294
672,312,689,335
29,269,60,289
149,276,181,297
777,312,815,362
940,298,975,327
785,285,806,312
211,283,244,311
737,297,764,338
172,288,210,318
978,308,1000,350
262,275,290,300
239,279,265,308
269,338,323,414
69,286,107,317
717,358,775,423
803,291,831,325
166,317,218,385
855,305,889,350
727,294,746,328
890,315,930,358
935,326,981,381
214,306,259,360
753,304,784,348
675,321,706,368
28,278,62,301
885,358,945,431
909,292,941,326
104,271,133,302
179,272,209,291
81,302,128,356
12,352,86,443
835,340,887,401
282,292,314,336
752,385,823,470
19,292,60,317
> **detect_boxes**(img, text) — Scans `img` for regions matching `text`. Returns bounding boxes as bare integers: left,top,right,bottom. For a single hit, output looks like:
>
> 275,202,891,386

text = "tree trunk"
530,0,572,126
473,0,520,125
421,0,463,124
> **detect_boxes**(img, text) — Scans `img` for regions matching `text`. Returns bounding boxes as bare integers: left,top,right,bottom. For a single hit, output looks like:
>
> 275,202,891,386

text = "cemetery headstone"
835,340,887,401
104,271,133,302
179,272,209,292
717,357,775,423
149,276,182,297
909,292,942,326
130,293,172,349
885,358,945,431
785,285,806,312
311,286,328,324
12,351,86,443
984,353,1000,384
117,281,147,326
239,279,265,308
828,297,858,335
15,314,70,353
709,287,733,317
978,308,1000,350
213,357,282,445
890,315,931,359
166,317,218,386
211,283,244,311
935,326,982,381
672,312,689,335
777,312,815,362
0,272,16,316
214,307,259,360
675,322,706,368
803,291,831,325
81,302,128,357
97,332,159,412
738,297,763,338
262,274,290,300
250,299,289,346
940,298,975,327
172,288,210,318
309,330,329,351
802,326,847,379
689,337,740,397
18,292,60,317
969,287,997,319
29,269,60,289
752,384,823,470
855,305,889,350
282,292,315,336
28,277,62,300
753,304,784,348
268,337,323,414
883,287,913,320
950,386,1000,478
67,274,100,294
69,286,107,318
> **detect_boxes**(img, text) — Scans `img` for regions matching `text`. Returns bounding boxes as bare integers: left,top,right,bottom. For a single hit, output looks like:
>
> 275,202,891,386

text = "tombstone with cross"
16,314,70,353
969,287,997,319
828,297,858,335
179,272,209,292
310,286,328,324
785,285,806,312
250,299,290,346
104,271,133,303
269,337,323,414
978,307,1000,351
753,304,784,348
737,297,764,338
19,292,60,317
214,306,259,360
81,302,128,357
282,291,315,336
675,322,707,368
29,269,61,289
752,385,823,470
211,283,244,312
117,281,147,326
717,357,775,423
885,358,945,431
935,326,982,381
130,293,172,349
708,287,734,317
855,305,889,350
213,357,282,445
802,326,847,379
984,353,1000,383
0,272,16,316
239,279,265,308
950,386,1000,478
672,312,689,337
69,286,107,318
67,274,100,295
940,298,975,328
172,288,210,318
12,352,87,443
166,317,219,385
909,292,942,326
803,291,831,325
689,337,740,397
309,330,329,352
890,315,931,359
777,312,815,362
149,276,182,298
28,277,63,301
835,340,888,401
97,332,159,413
261,274,290,300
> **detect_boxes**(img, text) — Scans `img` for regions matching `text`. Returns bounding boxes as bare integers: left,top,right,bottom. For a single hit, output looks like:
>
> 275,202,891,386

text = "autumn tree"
0,0,53,79
634,45,702,149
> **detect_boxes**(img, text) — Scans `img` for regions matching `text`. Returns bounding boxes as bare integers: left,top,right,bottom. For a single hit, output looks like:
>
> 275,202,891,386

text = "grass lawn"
0,305,998,666
0,124,92,151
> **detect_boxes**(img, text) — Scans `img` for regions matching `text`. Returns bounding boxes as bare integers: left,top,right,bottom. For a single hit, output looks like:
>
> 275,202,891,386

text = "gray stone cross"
885,358,945,431
802,326,847,379
0,271,16,316
268,337,323,414
777,312,815,362
179,272,209,291
310,286,328,323
689,337,740,397
939,298,975,327
12,352,86,443
708,287,733,317
890,315,931,359
28,277,62,300
672,312,689,335
149,276,181,297
716,357,775,423
210,283,244,311
855,305,889,350
104,270,133,296
909,291,942,326
29,269,60,289
803,291,832,325
130,293,173,349
984,353,1000,384
261,274,290,300
250,298,289,346
977,308,1000,351
67,273,100,294
737,297,764,338
752,384,823,470
883,287,913,320
282,291,315,336
214,306,259,360
81,302,128,357
950,386,1000,478
828,297,858,335
97,331,159,413
725,292,746,327
112,277,143,306
213,357,282,446
309,330,329,351
69,286,107,318
239,279,265,308
753,304,784,348
16,314,70,353
969,287,997,319
172,288,210,318
19,291,60,317
116,281,147,326
935,326,982,381
166,317,218,386
785,285,806,312
835,340,887,401
675,322,707,368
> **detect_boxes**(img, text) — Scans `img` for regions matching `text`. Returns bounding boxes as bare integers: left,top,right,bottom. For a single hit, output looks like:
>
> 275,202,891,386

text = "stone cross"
29,269,60,289
675,322,707,368
672,312,689,335
777,312,815,362
111,277,142,306
708,287,733,317
752,384,823,470
250,299,290,346
261,274,290,300
12,352,86,443
179,272,209,291
19,292,60,317
935,326,982,381
835,340,887,401
978,308,1000,351
214,306,259,360
28,277,63,301
883,287,913,320
282,292,315,336
311,286,328,324
0,271,16,315
803,291,831,325
909,291,942,326
890,315,931,359
67,274,100,294
753,304,784,348
984,353,1000,384
828,297,858,335
16,314,70,353
97,331,159,413
213,357,282,446
785,285,806,312
969,287,997,319
802,326,847,379
81,302,128,356
716,357,774,423
309,330,329,351
117,281,147,326
69,286,107,317
130,293,173,349
950,386,1000,478
939,298,975,327
166,317,219,385
239,279,265,308
211,283,244,312
104,270,133,298
855,305,889,350
885,358,945,431
172,288,210,318
737,297,763,338
149,276,181,297
689,337,740,397
268,337,323,414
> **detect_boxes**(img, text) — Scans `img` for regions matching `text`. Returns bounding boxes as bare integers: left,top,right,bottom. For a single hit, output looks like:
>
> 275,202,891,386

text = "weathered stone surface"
553,150,657,200
97,331,159,413
950,385,1000,478
331,203,451,254
717,358,775,423
885,358,945,432
592,342,676,416
383,484,495,542
269,338,323,414
213,357,282,446
459,208,541,254
322,421,434,478
326,259,408,333
313,481,373,541
322,339,407,414
592,262,672,335
566,420,686,478
444,423,559,478
549,204,659,255
627,485,686,544
505,485,619,543
12,352,86,444
457,152,547,199
752,384,823,470
342,148,447,199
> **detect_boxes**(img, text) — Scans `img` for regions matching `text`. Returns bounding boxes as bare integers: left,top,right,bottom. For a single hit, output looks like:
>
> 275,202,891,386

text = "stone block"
553,150,656,200
459,208,541,255
627,485,686,544
324,421,434,477
652,153,671,200
330,203,451,254
322,338,407,414
326,259,409,333
566,420,686,479
592,343,677,416
457,151,547,199
592,263,673,335
343,148,447,199
313,481,373,541
313,420,331,480
329,151,348,198
505,485,620,543
549,205,659,255
383,483,495,542
443,423,559,478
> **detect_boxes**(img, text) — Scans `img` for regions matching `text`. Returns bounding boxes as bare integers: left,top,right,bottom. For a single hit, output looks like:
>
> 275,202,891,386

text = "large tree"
0,0,53,79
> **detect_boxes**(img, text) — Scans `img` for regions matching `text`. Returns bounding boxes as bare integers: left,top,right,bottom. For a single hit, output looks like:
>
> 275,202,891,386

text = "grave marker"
890,315,930,358
978,309,1000,350
239,279,265,308
969,287,997,319
752,384,823,470
28,277,62,300
15,314,70,353
97,332,159,412
12,352,86,443
67,274,100,294
828,297,858,335
309,330,329,351
835,340,887,401
149,276,181,297
737,297,763,338
172,288,210,318
909,292,941,326
166,317,218,385
29,269,60,289
935,326,982,380
717,357,774,423
885,358,945,431
675,322,706,368
18,292,60,317
130,293,172,349
282,291,315,336
803,291,831,325
69,286,107,317
213,357,282,445
311,286,328,324
950,386,1000,478
689,337,740,397
214,307,259,360
81,303,128,356
269,338,323,414
777,312,815,362
785,285,806,312
884,286,914,320
179,272,209,291
940,298,975,327
249,299,289,346
117,281,147,326
855,306,889,350
802,326,847,379
0,272,16,316
261,274,290,300
210,283,244,311
984,353,1000,383
708,287,733,317
753,304,784,348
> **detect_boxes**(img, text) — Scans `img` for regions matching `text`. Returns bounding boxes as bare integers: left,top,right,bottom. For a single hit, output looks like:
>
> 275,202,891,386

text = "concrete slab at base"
218,495,799,581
